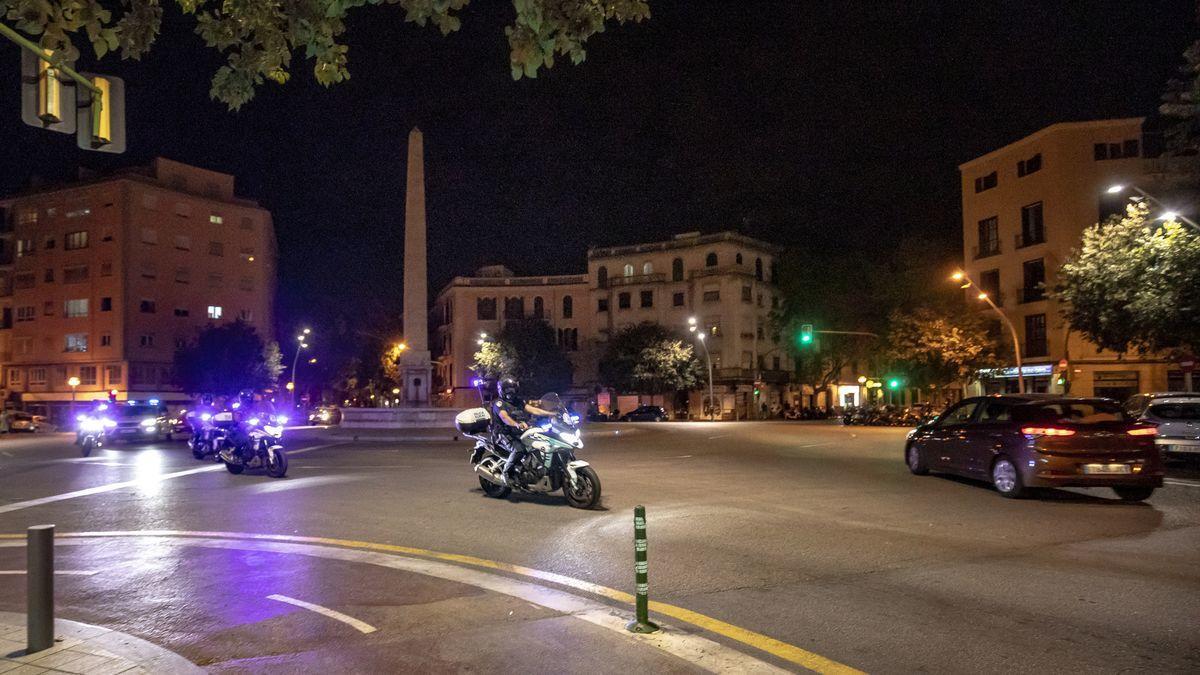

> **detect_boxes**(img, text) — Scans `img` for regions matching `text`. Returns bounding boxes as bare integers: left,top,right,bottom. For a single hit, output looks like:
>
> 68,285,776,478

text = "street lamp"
952,271,1025,393
688,317,716,421
67,376,80,420
1106,184,1199,230
290,329,312,410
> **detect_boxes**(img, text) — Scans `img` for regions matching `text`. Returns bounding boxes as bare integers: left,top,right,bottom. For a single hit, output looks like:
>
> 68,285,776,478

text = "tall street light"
952,271,1025,394
1106,184,1199,231
290,328,311,410
67,376,80,421
688,317,716,421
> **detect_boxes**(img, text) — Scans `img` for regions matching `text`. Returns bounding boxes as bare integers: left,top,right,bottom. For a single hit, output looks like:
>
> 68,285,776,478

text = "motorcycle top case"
455,408,491,435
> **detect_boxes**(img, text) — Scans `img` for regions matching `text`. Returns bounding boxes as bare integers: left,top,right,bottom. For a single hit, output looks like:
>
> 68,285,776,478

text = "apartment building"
0,158,277,418
434,231,788,418
959,118,1199,398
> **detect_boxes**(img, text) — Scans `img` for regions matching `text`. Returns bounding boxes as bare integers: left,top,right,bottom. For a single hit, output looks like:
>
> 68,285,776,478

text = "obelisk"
400,127,432,405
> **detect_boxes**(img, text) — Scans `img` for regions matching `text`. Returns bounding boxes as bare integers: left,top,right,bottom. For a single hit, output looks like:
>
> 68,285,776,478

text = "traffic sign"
1180,359,1195,374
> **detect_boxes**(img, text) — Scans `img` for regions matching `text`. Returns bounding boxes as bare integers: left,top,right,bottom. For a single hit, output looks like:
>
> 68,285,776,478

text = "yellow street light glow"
977,292,989,301
248,256,255,262
1163,211,1180,221
396,343,408,352
391,387,401,395
950,271,964,281
285,381,295,391
688,316,698,325
303,328,312,335
1106,184,1125,194
857,376,867,384
67,376,80,387
698,332,706,341
308,358,317,364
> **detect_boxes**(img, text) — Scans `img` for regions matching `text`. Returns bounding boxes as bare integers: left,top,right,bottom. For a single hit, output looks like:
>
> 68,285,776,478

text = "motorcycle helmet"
238,389,255,408
497,378,521,404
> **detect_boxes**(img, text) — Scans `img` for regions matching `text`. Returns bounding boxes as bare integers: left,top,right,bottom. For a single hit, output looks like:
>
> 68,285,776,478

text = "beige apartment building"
959,118,1199,399
0,158,277,418
434,231,790,418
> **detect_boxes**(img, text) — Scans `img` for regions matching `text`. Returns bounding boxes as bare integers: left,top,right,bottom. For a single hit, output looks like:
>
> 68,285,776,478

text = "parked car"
905,395,1163,500
619,405,668,422
7,411,43,432
308,406,342,426
1123,391,1200,418
1136,397,1200,462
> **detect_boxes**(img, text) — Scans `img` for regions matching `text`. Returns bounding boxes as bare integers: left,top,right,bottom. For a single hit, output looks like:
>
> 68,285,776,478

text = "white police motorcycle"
215,410,289,478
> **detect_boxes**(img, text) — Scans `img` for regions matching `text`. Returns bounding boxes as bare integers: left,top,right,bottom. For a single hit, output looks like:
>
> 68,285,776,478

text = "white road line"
0,443,342,515
0,570,98,576
266,594,377,634
1164,478,1200,488
708,434,730,439
245,475,361,494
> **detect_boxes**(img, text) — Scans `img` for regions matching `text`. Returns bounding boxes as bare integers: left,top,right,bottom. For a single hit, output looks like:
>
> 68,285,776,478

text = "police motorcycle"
214,396,289,478
456,392,601,509
186,396,223,460
75,402,117,457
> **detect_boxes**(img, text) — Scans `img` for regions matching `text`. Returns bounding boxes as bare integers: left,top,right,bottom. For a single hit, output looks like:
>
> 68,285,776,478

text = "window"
562,296,573,319
8,369,22,386
174,235,191,250
1025,313,1048,357
1017,153,1042,177
597,298,610,312
139,334,154,348
209,214,223,224
62,230,89,250
175,267,190,284
43,236,56,249
240,217,254,230
100,334,112,347
976,217,999,257
79,366,97,386
207,305,223,319
705,317,721,336
100,262,112,277
703,288,720,303
673,292,685,307
755,257,764,281
705,252,718,267
174,201,190,217
979,400,1012,422
65,333,88,353
100,227,113,242
140,299,157,313
141,228,158,244
43,268,54,283
533,296,545,319
65,299,88,318
618,292,631,309
735,252,743,265
63,265,89,283
1019,202,1044,247
672,258,684,282
597,266,608,288
208,273,224,288
238,277,254,291
973,171,998,193
141,262,157,279
741,285,752,303
65,207,90,219
174,307,190,317
43,300,54,316
936,400,980,427
239,246,255,259
16,239,34,257
16,306,36,322
642,261,653,275
1093,139,1140,161
104,365,122,385
477,297,497,320
100,297,112,311
29,368,47,385
1021,259,1046,303
208,241,225,256
14,272,35,289
238,309,254,322
980,269,1001,301
504,297,524,319
623,264,634,277
142,193,158,210
16,209,37,226
640,290,653,308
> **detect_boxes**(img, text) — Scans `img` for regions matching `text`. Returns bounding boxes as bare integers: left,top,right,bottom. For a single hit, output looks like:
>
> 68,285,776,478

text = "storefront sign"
977,364,1054,379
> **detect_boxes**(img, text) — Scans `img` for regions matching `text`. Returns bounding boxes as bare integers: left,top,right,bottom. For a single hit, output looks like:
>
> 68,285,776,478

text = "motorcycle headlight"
139,418,157,428
80,418,103,433
200,413,212,422
248,417,261,427
264,425,284,436
272,414,288,425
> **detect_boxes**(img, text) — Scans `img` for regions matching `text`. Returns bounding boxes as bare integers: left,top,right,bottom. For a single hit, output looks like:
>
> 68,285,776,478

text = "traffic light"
799,324,813,345
887,377,902,390
75,72,126,153
19,48,125,152
20,48,75,134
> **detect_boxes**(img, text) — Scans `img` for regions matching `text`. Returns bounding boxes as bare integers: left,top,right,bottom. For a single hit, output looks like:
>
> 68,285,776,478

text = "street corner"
0,610,202,674
0,532,831,674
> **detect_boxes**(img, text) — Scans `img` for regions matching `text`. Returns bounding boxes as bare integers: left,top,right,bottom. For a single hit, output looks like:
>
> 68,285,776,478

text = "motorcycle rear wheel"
564,466,601,509
224,460,244,474
479,476,511,498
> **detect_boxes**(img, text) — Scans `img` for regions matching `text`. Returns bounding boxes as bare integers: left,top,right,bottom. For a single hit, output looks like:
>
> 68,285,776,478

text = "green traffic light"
800,334,813,344
887,378,900,389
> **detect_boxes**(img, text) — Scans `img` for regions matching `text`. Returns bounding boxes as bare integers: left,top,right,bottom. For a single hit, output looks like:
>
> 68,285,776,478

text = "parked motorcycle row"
842,404,940,427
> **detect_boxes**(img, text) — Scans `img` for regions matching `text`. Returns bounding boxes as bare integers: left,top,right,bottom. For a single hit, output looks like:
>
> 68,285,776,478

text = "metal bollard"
26,524,54,653
625,505,660,634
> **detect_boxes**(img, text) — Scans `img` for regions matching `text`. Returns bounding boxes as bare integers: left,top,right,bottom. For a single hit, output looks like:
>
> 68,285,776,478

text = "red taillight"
1127,426,1157,436
1021,427,1076,437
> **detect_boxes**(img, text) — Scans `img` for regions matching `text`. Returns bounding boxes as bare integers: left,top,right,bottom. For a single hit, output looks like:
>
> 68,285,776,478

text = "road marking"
708,434,730,440
1164,478,1200,488
796,442,834,448
671,455,693,459
0,530,861,674
266,594,377,634
245,475,361,494
0,443,343,515
0,570,98,576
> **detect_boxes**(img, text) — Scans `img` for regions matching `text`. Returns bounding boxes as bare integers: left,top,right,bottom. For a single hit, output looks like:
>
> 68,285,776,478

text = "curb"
0,610,202,674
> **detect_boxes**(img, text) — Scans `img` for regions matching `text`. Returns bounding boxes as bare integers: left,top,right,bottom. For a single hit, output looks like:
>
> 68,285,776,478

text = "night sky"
1,1,1194,334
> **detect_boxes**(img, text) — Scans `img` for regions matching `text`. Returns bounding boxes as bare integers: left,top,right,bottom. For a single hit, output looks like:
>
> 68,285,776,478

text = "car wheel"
906,444,929,475
991,457,1025,498
1112,486,1155,502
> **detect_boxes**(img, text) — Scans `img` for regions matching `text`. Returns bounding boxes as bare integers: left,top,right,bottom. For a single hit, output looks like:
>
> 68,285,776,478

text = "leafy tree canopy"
471,318,572,396
884,305,1000,390
598,322,703,394
172,320,285,395
3,0,650,109
1055,203,1200,357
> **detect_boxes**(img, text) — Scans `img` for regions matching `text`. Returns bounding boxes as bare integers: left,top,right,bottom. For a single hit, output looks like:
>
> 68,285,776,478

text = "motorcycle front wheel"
266,446,288,478
479,476,511,499
564,466,601,509
81,438,94,457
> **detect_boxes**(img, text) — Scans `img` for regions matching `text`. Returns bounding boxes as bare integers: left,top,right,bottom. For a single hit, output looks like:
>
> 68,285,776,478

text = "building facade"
434,231,789,418
959,118,1199,398
0,158,277,418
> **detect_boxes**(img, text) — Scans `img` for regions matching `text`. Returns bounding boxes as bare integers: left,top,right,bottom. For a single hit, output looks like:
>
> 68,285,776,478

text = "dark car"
904,395,1163,500
108,402,174,442
619,405,668,422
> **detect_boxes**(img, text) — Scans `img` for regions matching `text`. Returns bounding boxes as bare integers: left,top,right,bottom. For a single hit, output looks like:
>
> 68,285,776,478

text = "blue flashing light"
149,398,160,405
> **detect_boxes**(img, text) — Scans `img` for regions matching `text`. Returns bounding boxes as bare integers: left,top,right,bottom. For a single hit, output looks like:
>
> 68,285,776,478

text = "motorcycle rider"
492,378,558,485
186,394,219,451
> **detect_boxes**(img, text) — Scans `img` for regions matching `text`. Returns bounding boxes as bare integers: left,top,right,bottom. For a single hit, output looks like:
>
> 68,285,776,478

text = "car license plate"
1081,463,1131,475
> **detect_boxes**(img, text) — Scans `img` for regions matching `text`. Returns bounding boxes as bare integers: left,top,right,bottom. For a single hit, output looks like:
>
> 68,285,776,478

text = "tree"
1160,16,1200,154
173,320,284,395
2,0,650,109
471,318,572,395
1055,203,1200,357
598,323,703,394
884,306,1000,393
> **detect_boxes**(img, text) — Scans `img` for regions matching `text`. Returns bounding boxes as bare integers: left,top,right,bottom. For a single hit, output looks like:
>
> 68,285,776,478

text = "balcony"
605,273,665,288
1017,286,1046,304
972,244,1001,260
713,368,791,384
1014,232,1045,249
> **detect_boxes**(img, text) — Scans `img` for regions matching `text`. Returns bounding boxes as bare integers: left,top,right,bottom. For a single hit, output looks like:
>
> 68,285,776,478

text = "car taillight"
1127,426,1157,436
1021,427,1076,437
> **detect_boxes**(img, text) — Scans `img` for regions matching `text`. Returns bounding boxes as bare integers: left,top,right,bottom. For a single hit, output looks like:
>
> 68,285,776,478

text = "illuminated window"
16,239,34,257
623,264,634,277
207,305,223,319
209,214,223,225
642,261,653,275
64,299,88,318
65,333,88,353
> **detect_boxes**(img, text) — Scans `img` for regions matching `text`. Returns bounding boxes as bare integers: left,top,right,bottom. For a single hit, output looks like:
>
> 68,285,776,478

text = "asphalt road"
0,422,1197,673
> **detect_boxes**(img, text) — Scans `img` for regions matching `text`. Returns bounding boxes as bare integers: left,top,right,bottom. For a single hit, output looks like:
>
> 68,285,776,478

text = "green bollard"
626,505,660,633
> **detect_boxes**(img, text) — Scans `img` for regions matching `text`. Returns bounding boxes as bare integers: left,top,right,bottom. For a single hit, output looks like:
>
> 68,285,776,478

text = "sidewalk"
0,612,201,674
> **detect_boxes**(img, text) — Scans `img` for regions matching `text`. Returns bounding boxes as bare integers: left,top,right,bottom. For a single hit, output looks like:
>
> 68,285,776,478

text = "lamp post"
952,271,1024,393
688,317,716,421
290,328,311,410
67,376,80,420
1106,184,1199,231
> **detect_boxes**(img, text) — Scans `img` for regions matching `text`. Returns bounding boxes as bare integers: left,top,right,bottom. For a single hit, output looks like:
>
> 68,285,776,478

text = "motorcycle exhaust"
474,463,504,486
